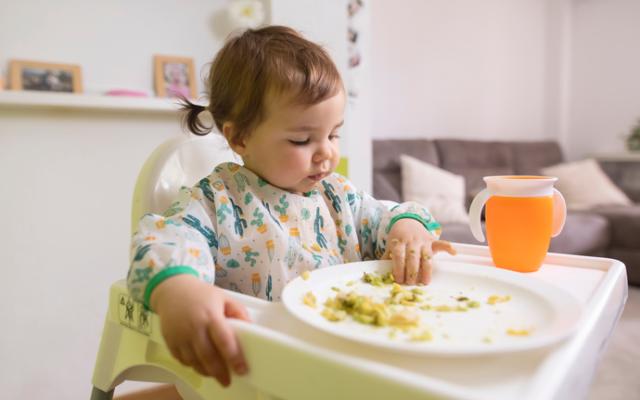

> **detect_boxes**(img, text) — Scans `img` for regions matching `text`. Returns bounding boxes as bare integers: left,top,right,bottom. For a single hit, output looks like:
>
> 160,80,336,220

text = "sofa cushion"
434,139,515,203
373,174,401,202
599,160,640,202
512,141,564,175
439,222,477,244
548,212,610,256
591,204,640,249
400,154,469,223
607,248,640,285
372,140,439,201
542,159,632,210
440,212,610,257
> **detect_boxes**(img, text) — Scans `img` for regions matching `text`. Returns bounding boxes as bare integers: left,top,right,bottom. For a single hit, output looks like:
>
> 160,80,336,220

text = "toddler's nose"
313,141,333,164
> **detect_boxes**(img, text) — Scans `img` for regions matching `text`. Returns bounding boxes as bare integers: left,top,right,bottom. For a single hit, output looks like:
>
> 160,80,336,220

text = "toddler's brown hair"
182,25,343,146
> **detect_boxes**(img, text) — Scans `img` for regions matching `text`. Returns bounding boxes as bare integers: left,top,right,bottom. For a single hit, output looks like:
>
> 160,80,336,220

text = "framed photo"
154,55,197,99
9,60,83,93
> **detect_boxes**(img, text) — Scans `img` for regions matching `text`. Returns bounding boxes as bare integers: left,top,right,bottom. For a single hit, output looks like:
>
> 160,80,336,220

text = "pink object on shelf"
105,89,149,97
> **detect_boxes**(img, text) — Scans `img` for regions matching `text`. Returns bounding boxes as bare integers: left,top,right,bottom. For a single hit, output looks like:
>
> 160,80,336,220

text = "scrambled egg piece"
321,308,347,322
389,310,420,330
387,283,424,306
432,305,468,312
487,295,512,305
506,328,532,336
302,291,317,308
362,271,395,287
302,271,311,280
323,291,392,326
409,329,433,342
466,300,481,308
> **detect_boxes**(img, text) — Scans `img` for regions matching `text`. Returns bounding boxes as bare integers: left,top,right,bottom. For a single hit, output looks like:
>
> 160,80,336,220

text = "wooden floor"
115,385,181,400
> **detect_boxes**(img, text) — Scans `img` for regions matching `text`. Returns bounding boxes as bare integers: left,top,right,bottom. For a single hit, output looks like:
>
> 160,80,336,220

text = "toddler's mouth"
308,172,328,182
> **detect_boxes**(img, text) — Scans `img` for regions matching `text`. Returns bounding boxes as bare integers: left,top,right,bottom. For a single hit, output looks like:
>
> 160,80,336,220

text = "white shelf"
0,90,201,114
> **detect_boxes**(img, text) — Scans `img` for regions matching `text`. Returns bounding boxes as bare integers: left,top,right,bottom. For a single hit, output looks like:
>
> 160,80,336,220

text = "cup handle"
468,188,491,242
551,188,567,237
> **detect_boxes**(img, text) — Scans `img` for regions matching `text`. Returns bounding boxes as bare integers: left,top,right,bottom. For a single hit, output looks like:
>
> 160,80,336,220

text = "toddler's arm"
127,183,250,384
128,186,217,307
151,274,250,386
337,177,455,284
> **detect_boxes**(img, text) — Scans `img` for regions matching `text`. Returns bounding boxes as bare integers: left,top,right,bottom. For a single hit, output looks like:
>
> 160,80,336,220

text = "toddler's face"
233,90,345,194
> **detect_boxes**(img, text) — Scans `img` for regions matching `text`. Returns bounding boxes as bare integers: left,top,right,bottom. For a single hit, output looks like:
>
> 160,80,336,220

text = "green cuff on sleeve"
386,213,442,235
143,266,200,310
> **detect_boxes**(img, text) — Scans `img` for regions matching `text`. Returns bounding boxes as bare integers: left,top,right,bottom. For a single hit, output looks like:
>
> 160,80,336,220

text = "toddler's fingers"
224,297,251,322
208,316,249,377
433,240,457,255
381,238,399,260
178,346,209,378
418,247,433,285
193,330,229,383
380,248,391,260
404,245,420,285
390,242,407,283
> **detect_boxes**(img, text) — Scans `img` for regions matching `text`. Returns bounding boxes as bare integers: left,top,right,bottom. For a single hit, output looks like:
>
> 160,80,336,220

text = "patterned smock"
128,162,441,308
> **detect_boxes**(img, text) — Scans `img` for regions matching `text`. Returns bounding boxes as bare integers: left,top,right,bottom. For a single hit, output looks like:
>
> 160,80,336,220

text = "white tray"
225,243,628,400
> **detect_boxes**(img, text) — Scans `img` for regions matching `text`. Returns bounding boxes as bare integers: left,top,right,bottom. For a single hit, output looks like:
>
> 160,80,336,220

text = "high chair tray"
103,243,627,400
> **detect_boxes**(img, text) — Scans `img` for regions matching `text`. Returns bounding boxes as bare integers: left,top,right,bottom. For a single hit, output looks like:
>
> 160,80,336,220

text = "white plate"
281,257,583,356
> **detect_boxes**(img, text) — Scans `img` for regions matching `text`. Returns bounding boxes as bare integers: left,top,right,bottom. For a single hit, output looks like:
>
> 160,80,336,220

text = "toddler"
128,26,455,387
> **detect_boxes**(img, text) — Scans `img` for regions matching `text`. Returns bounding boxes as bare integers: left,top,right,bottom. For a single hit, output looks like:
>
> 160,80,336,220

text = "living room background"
370,0,640,162
1,0,639,398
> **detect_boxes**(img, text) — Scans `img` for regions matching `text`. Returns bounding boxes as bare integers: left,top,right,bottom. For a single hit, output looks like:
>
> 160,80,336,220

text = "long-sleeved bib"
128,162,440,307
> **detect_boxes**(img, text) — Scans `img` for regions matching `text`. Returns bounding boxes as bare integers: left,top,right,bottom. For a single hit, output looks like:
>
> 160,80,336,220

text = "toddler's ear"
222,122,245,155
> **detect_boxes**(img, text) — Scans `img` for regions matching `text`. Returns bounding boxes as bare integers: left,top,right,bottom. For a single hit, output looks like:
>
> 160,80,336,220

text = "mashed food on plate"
300,271,527,343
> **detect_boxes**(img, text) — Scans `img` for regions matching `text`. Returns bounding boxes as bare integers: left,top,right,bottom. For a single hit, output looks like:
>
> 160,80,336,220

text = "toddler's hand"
383,219,456,285
150,274,251,387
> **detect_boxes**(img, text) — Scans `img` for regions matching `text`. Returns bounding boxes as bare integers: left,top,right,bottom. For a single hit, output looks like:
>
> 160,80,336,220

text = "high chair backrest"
131,134,241,233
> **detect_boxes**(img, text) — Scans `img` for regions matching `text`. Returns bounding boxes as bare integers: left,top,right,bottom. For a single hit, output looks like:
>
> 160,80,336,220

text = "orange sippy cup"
468,176,567,272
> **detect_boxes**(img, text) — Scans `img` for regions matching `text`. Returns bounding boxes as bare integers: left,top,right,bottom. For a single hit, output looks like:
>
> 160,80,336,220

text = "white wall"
370,0,549,141
566,0,640,160
0,109,179,398
0,0,353,398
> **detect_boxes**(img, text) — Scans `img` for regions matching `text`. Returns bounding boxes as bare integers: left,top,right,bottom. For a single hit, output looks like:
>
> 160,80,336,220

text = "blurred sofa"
372,139,640,285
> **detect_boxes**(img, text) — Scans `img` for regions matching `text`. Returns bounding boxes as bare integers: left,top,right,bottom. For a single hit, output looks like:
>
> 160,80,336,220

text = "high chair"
91,134,629,400
92,134,426,400
91,133,454,400
90,133,252,399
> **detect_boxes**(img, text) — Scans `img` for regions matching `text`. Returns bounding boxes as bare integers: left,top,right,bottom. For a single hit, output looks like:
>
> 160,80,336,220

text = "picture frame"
9,59,83,93
153,55,197,99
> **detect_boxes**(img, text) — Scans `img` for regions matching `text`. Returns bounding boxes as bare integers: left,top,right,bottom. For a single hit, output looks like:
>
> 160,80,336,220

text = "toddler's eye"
289,139,310,146
330,134,341,140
